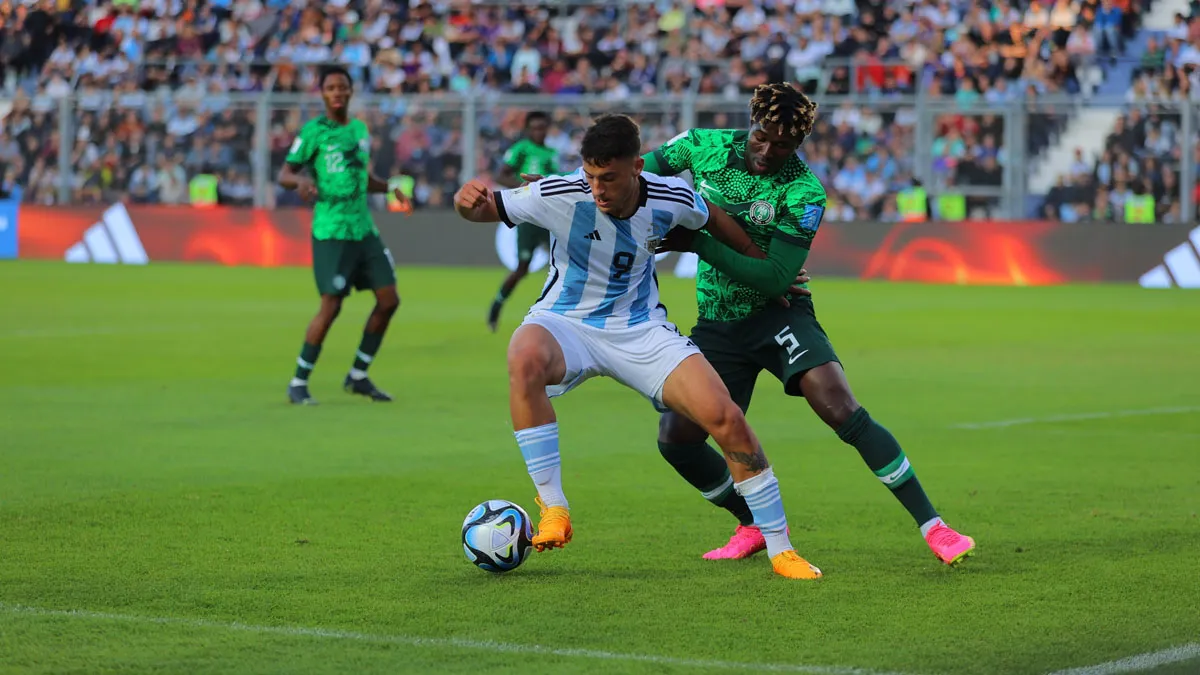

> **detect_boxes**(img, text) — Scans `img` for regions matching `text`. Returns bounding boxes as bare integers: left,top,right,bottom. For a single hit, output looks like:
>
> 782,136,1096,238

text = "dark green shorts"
516,222,549,263
689,298,840,412
312,235,397,297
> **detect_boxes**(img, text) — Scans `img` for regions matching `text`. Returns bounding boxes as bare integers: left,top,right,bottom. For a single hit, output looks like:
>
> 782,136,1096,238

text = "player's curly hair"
580,114,641,166
750,82,817,143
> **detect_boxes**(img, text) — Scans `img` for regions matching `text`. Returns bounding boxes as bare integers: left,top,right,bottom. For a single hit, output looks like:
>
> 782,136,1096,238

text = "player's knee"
376,291,400,316
658,412,708,445
809,381,858,428
319,296,343,320
507,345,553,391
700,400,751,447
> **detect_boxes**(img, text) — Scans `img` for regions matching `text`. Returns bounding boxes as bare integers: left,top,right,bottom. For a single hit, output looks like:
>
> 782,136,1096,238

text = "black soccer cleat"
288,383,318,405
487,301,502,333
344,374,393,402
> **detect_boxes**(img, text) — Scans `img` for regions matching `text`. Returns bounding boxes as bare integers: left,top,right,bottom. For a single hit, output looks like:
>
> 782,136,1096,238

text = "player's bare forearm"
453,179,502,223
702,199,765,259
495,166,523,189
279,163,317,202
278,164,304,190
456,202,501,222
367,174,390,193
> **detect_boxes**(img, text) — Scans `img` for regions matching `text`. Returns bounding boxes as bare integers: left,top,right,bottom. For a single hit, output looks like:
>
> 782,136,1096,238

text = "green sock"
294,342,321,381
352,332,384,372
837,407,939,526
658,441,755,527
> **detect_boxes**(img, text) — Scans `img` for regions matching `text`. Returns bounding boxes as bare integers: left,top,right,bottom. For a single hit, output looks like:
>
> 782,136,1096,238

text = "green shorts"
312,234,397,297
689,298,840,413
516,222,550,263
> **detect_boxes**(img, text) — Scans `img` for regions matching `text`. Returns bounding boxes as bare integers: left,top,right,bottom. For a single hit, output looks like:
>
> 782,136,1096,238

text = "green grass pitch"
1,260,1198,675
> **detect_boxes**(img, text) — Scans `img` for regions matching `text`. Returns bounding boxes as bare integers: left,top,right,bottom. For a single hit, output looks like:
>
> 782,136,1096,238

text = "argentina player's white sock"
515,422,568,508
734,467,793,557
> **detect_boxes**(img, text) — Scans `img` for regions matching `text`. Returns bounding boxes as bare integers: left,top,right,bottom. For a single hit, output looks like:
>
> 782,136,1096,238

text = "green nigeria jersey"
503,138,560,178
646,128,827,322
285,116,377,241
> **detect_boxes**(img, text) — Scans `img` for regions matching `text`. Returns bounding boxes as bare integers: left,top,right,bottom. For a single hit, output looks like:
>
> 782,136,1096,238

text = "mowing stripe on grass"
951,406,1200,430
1045,643,1200,675
0,603,909,675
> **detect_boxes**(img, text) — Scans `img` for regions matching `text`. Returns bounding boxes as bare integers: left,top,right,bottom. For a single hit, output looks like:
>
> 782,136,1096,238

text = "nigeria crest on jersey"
749,200,775,225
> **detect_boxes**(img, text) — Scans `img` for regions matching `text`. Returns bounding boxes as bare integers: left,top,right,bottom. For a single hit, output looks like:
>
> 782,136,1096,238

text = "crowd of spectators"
1042,11,1200,223
0,0,1179,222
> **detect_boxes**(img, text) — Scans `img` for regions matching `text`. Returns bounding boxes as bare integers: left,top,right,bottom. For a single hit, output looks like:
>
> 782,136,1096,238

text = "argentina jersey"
494,169,710,329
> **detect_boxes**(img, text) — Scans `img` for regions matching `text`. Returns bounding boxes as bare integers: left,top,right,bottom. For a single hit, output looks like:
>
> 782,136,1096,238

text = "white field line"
0,603,910,675
1044,643,1200,675
951,406,1200,430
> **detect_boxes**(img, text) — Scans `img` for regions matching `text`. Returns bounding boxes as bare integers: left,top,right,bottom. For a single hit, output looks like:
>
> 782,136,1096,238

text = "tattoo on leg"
725,446,769,472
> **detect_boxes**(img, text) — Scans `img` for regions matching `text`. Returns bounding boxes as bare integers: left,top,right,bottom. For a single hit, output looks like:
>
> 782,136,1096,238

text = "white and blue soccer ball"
461,499,534,574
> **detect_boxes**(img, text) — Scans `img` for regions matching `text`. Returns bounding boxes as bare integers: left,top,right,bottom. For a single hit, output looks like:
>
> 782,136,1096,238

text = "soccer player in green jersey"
487,111,561,332
278,66,412,406
647,83,977,566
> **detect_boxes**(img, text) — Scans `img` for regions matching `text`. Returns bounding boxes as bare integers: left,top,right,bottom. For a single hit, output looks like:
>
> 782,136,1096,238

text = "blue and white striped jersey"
495,170,710,329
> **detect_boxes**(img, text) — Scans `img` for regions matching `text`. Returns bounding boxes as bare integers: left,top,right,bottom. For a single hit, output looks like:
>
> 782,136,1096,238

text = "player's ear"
633,156,644,175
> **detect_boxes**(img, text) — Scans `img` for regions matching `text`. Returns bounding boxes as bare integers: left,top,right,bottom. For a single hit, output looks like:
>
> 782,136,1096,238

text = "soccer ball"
461,499,534,573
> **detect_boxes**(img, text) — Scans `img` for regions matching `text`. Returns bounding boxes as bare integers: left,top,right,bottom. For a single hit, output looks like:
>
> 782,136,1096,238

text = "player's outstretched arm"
641,129,699,177
495,163,524,189
366,174,390,193
453,179,502,223
701,198,765,259
692,234,811,298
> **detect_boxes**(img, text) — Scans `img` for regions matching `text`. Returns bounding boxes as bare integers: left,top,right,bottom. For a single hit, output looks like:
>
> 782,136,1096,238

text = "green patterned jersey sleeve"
774,177,828,250
285,123,318,168
693,235,810,298
645,129,701,176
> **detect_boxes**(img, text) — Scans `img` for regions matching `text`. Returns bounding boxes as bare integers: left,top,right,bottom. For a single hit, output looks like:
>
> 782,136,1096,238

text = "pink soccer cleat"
925,522,976,565
702,524,767,560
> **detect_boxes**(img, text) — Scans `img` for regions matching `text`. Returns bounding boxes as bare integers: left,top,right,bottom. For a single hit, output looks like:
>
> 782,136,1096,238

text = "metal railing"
2,90,1195,221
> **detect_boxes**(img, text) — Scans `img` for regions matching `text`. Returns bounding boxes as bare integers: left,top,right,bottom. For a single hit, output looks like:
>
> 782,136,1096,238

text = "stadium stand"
0,0,1188,222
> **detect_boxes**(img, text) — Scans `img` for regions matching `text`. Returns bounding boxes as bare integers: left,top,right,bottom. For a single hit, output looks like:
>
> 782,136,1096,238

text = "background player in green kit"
646,83,977,567
278,66,412,406
486,111,560,332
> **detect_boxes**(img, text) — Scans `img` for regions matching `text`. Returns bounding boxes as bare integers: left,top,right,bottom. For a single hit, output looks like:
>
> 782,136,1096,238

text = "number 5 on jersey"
775,326,809,365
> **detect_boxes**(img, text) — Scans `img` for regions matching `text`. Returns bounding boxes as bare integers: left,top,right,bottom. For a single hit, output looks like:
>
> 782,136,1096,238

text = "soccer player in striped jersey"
648,82,975,566
453,114,823,580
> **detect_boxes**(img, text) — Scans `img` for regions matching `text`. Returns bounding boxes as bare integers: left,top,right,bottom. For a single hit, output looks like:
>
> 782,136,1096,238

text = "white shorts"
521,310,702,412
